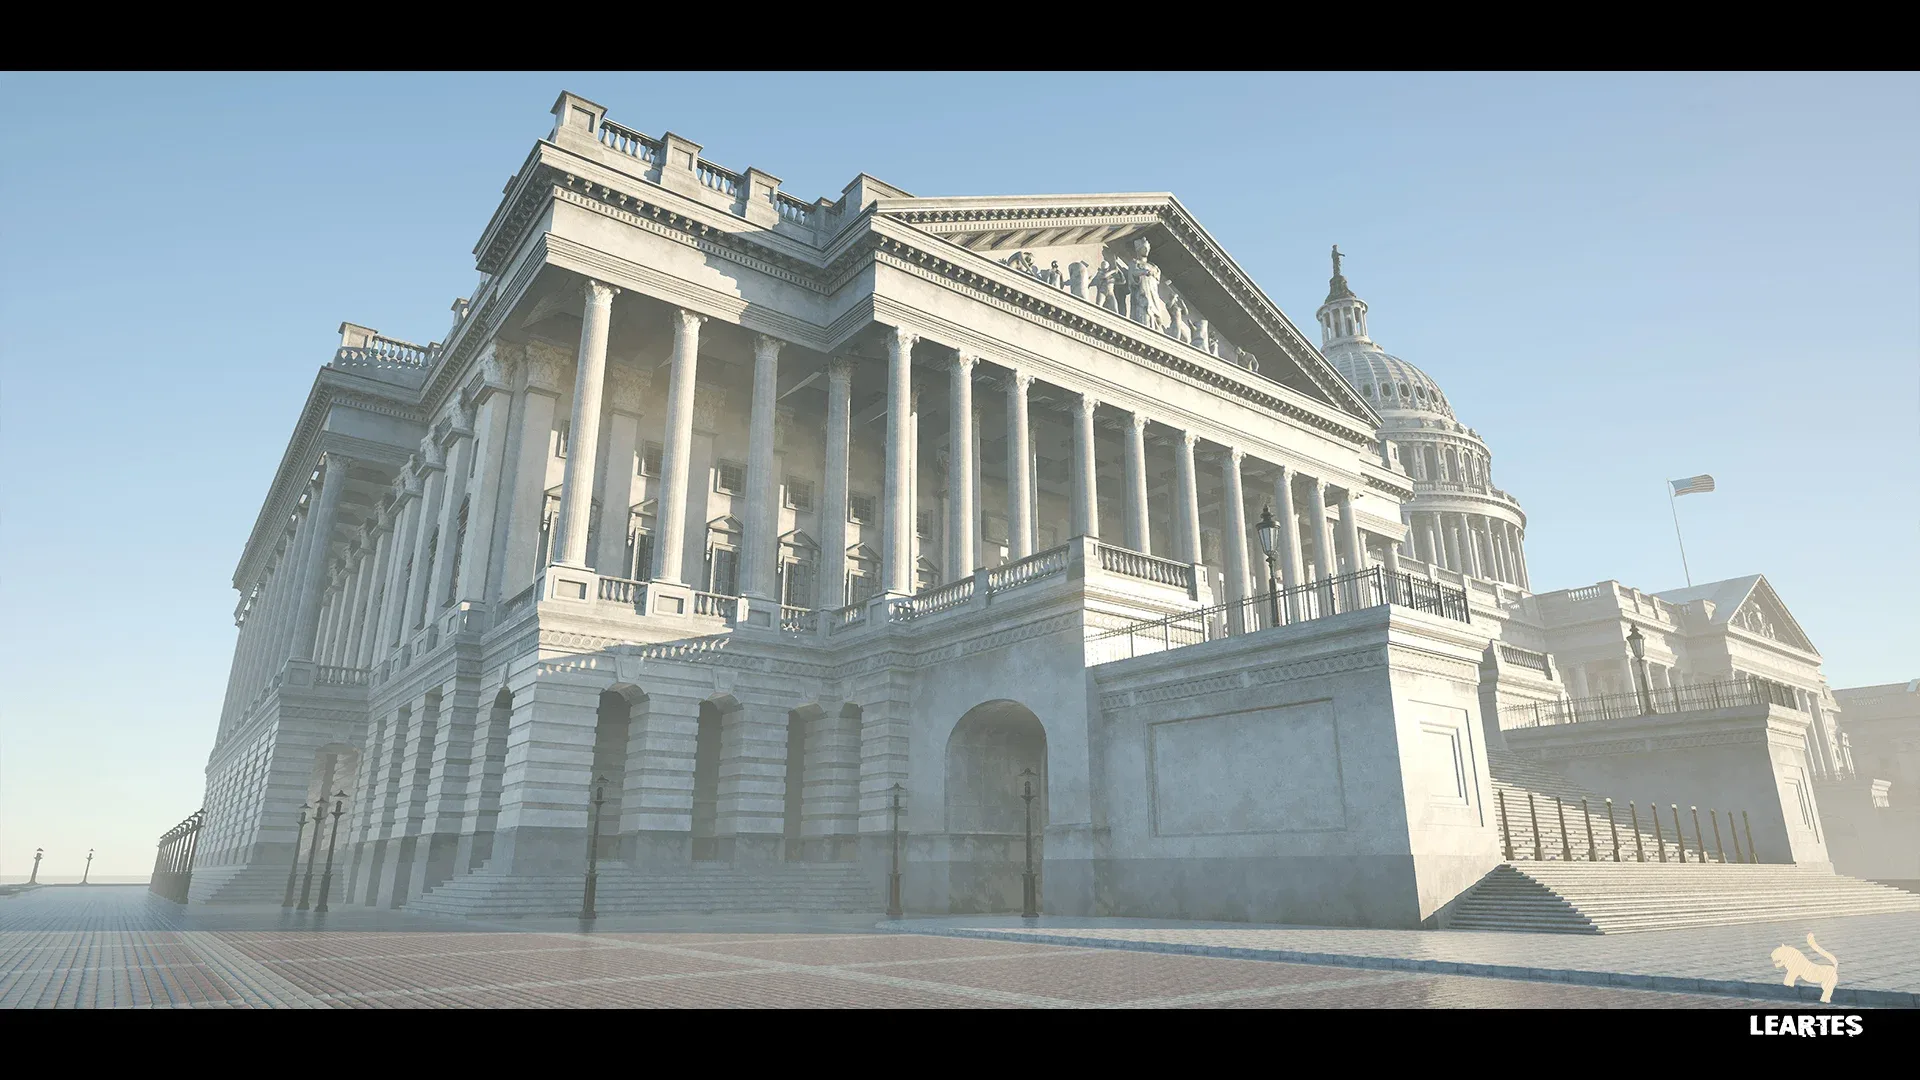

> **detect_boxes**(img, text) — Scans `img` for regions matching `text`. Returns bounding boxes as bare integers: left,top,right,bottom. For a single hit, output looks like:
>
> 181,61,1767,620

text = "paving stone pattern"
0,886,1800,1009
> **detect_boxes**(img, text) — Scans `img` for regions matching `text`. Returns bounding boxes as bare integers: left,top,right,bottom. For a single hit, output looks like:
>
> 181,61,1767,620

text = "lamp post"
1256,505,1282,628
29,848,42,885
1019,767,1039,919
314,792,346,915
297,792,326,911
82,849,93,885
581,777,606,922
887,782,905,920
1626,624,1654,716
282,804,311,908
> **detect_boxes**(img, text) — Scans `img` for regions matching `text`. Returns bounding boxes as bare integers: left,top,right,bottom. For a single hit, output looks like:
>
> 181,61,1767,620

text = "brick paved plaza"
0,885,1804,1009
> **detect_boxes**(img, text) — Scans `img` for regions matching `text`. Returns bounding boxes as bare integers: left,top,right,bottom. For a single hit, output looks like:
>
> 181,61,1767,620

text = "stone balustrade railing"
891,578,976,622
1500,677,1799,730
693,591,738,621
597,119,661,165
780,606,818,633
1498,644,1553,675
697,160,739,197
1096,543,1193,590
598,576,646,606
776,193,814,227
829,603,867,635
498,583,538,627
986,544,1072,594
333,334,436,369
315,665,371,687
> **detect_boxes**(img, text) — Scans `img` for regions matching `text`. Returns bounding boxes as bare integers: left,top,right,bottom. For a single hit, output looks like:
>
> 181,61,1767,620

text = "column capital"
673,307,708,331
1008,371,1034,393
1225,445,1245,467
1178,429,1199,450
1076,394,1100,418
753,333,785,360
951,351,979,374
887,325,919,353
1128,410,1149,434
827,357,856,386
319,452,357,477
583,278,622,304
521,340,571,393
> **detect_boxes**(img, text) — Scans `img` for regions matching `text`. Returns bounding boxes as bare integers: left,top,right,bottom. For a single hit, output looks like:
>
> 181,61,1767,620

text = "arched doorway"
944,701,1048,914
592,690,635,861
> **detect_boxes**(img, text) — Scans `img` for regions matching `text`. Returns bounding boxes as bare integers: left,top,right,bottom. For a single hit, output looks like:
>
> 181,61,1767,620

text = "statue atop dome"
1332,244,1343,277
1325,243,1355,302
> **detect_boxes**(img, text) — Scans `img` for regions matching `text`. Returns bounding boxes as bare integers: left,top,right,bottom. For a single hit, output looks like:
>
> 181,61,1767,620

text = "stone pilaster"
458,369,512,603
1306,474,1333,582
428,409,476,615
557,279,619,567
593,398,641,576
1072,393,1100,539
652,309,705,585
1174,431,1201,565
498,344,565,600
1005,371,1034,560
1124,412,1151,554
947,352,977,578
375,478,420,654
401,442,446,636
716,699,792,861
490,662,605,876
1221,448,1250,630
619,686,703,864
744,334,783,598
801,703,861,849
291,455,352,660
821,359,853,608
883,326,917,595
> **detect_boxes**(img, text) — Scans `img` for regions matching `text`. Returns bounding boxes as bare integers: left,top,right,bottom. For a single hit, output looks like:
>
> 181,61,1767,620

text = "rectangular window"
785,477,814,512
848,493,876,524
846,571,875,607
639,442,663,477
627,529,654,581
782,561,815,608
916,509,932,538
707,546,740,596
715,460,746,495
555,422,570,459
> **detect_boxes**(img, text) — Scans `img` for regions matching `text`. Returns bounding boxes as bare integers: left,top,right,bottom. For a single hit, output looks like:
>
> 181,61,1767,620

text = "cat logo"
1771,933,1840,1004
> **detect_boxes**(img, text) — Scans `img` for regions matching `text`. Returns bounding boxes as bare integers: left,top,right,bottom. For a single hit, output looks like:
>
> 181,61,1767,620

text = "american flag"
1670,475,1716,497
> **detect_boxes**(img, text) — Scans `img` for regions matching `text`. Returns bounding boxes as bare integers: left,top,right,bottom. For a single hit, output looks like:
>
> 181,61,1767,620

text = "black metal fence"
1501,677,1800,729
150,810,204,903
1494,788,1760,865
1087,566,1471,660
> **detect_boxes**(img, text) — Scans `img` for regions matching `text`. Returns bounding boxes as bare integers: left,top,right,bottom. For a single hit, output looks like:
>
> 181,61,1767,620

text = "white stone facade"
187,91,1888,924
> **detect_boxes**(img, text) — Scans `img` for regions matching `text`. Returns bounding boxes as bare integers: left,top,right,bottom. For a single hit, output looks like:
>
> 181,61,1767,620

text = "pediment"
780,528,819,551
876,195,1376,426
1730,577,1817,654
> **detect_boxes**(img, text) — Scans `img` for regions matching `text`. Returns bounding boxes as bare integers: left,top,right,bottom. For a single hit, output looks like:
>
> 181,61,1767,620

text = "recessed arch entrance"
944,700,1048,914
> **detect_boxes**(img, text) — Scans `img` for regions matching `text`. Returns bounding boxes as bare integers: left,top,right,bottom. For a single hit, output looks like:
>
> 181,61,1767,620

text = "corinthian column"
290,455,352,660
1005,372,1034,560
744,334,783,599
821,359,853,607
652,308,705,584
1273,466,1305,619
557,279,618,567
1124,412,1150,553
1174,431,1201,564
1072,393,1100,540
947,352,977,578
1221,448,1250,630
883,326,917,595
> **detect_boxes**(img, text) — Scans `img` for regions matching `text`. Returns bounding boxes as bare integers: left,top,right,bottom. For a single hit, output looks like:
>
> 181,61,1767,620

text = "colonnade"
1406,508,1527,588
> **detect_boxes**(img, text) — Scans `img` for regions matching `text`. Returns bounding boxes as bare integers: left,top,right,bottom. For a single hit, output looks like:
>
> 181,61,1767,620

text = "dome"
1324,343,1456,422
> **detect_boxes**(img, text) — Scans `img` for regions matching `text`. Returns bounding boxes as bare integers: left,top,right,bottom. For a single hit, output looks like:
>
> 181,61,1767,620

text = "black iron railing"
1086,566,1470,660
1494,788,1760,865
150,809,204,903
1501,677,1800,729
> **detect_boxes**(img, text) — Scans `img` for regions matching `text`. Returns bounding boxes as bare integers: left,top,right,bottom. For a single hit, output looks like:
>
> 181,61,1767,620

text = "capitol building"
177,93,1918,928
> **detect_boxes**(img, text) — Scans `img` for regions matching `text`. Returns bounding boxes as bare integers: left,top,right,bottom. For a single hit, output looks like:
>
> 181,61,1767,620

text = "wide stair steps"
1448,862,1920,934
407,863,880,919
184,863,294,905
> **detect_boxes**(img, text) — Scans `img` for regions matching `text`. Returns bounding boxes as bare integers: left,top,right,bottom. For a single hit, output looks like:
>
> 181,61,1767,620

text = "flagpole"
1668,484,1693,588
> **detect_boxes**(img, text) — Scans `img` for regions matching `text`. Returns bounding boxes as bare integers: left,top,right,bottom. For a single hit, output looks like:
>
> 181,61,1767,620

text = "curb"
876,923,1918,1009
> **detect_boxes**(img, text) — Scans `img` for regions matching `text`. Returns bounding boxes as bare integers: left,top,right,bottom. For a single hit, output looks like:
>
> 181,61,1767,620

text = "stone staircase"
184,863,294,905
1447,862,1920,934
1487,748,1694,864
407,862,880,919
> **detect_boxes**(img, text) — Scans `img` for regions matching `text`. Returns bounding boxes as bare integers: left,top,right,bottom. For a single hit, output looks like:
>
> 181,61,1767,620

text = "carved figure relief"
1166,292,1192,344
1126,238,1169,331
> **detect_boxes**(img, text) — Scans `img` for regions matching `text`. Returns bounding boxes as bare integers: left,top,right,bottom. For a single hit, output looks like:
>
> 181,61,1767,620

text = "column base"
646,580,694,617
733,593,780,630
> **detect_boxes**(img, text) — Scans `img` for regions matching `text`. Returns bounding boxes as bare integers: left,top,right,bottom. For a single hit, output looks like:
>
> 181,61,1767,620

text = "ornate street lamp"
314,792,347,915
82,849,93,885
1626,624,1654,716
886,782,905,920
581,777,607,921
29,848,42,885
297,793,327,911
283,804,311,909
1019,768,1039,920
1256,505,1282,628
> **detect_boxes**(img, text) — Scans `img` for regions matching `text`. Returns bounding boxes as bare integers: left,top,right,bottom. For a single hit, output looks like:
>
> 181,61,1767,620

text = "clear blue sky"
2,72,1915,877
